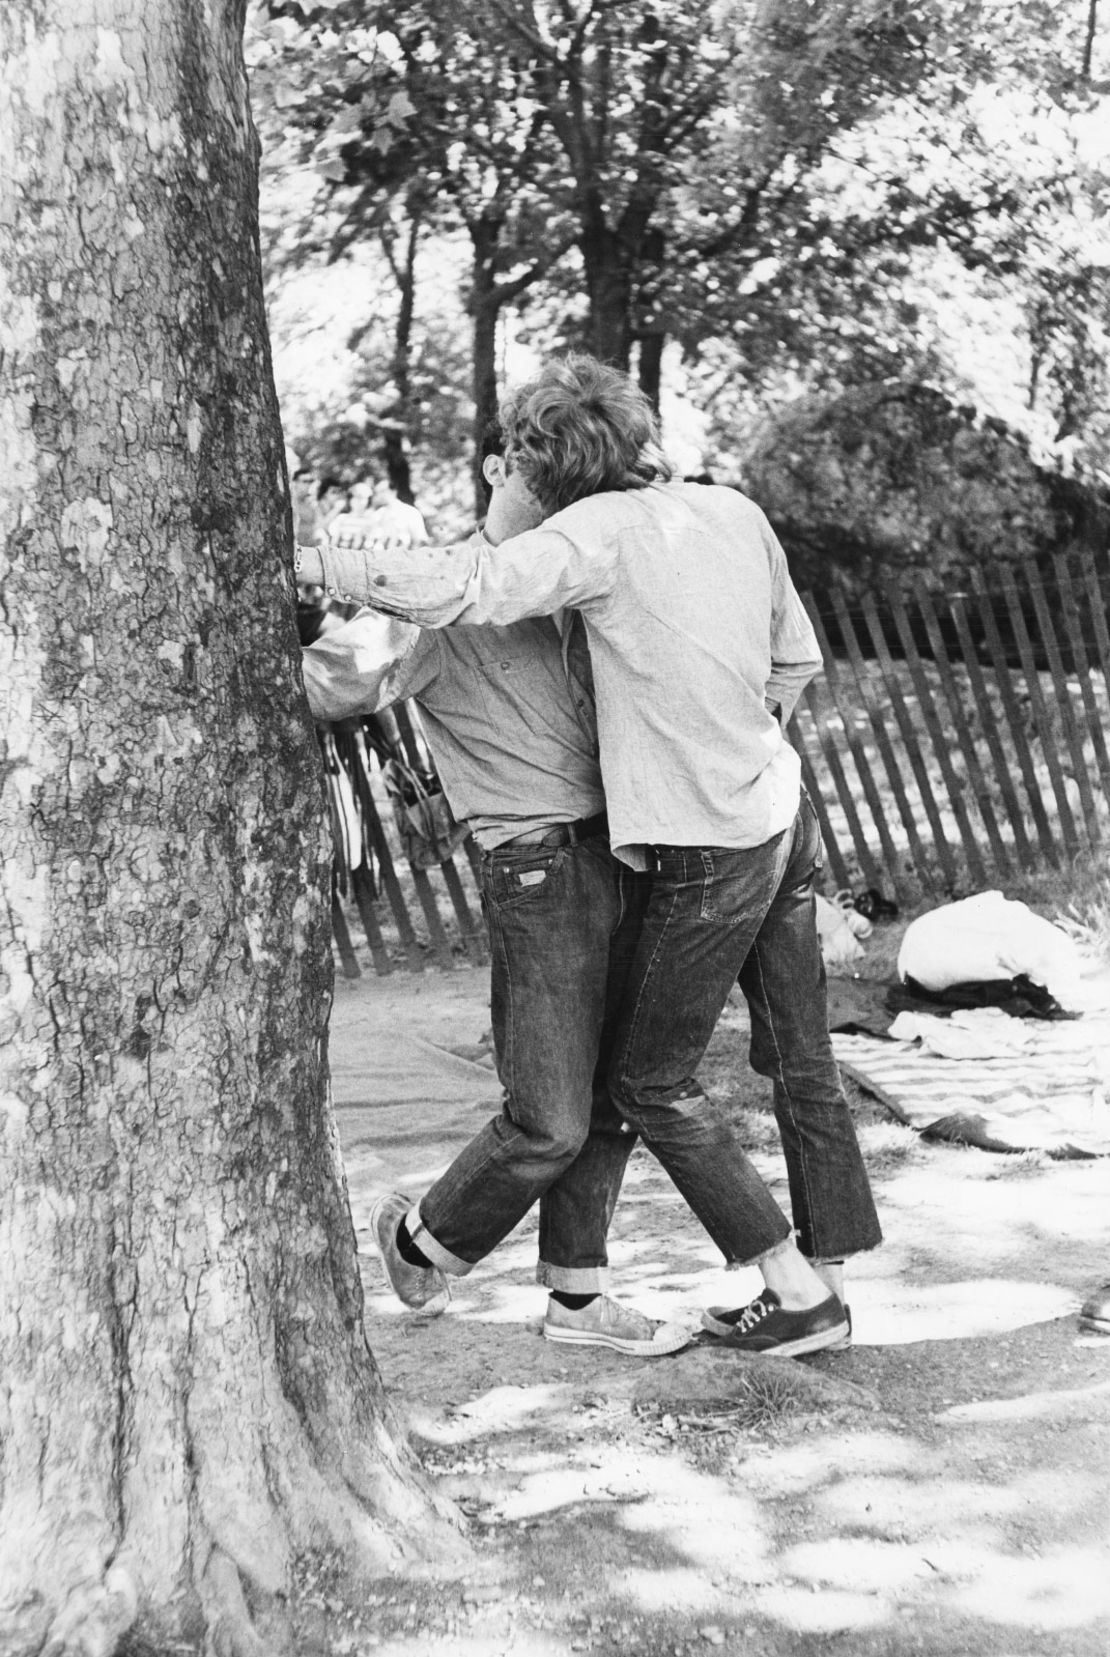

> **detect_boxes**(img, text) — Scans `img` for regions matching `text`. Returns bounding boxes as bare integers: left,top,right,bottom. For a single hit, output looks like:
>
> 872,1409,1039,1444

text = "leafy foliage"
247,0,1110,532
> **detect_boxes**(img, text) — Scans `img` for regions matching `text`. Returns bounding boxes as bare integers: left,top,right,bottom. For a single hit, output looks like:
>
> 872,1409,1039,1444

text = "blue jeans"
412,836,640,1292
609,794,882,1266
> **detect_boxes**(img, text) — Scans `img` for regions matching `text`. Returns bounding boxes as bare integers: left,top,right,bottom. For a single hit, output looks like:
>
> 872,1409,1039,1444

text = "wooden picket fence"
791,549,1109,903
326,547,1109,975
323,702,488,977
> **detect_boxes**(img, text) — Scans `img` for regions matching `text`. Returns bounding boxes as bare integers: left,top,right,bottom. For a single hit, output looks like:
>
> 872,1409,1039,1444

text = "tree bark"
378,204,421,505
579,218,635,369
469,218,504,520
0,3,461,1653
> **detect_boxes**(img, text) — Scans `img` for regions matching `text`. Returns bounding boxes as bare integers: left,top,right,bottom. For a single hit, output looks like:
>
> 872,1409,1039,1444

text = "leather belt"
501,812,608,849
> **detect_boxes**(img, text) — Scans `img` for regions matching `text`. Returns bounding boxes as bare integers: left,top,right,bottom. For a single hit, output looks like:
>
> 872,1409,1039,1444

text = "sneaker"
702,1299,853,1349
702,1289,849,1357
543,1295,692,1357
1079,1282,1110,1335
369,1192,450,1314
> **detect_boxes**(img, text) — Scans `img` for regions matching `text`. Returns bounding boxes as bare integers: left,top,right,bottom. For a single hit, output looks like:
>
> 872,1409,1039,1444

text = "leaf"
272,81,306,110
386,89,417,124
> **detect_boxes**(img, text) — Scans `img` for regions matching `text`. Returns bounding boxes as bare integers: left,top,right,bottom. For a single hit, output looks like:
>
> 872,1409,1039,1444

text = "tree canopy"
247,0,1109,537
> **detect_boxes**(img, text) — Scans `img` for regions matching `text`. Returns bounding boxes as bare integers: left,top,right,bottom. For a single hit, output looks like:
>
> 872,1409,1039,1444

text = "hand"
482,464,545,546
294,544,325,586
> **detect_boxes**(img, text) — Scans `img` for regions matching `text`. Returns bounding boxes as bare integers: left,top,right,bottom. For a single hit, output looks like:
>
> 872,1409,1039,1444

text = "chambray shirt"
317,482,823,867
300,611,604,849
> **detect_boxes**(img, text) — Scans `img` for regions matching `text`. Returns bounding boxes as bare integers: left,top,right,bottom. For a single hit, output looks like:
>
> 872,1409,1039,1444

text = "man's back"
319,482,821,864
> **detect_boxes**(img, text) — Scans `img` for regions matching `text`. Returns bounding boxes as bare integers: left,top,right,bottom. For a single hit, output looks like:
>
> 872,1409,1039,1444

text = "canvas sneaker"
370,1192,450,1314
543,1295,692,1357
702,1289,849,1357
703,1298,853,1349
1079,1282,1110,1335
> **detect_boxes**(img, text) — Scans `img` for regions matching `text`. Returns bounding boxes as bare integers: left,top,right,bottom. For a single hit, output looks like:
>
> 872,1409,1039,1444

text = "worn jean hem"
536,1262,610,1294
724,1233,793,1272
409,1208,476,1278
807,1244,881,1265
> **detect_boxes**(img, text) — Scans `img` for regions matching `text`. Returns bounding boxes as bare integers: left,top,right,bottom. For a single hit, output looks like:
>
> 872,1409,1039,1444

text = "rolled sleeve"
300,610,434,721
318,521,616,629
316,534,485,623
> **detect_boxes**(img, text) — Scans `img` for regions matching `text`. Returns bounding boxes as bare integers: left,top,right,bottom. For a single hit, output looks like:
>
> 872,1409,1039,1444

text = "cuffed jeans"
412,835,639,1293
609,793,882,1267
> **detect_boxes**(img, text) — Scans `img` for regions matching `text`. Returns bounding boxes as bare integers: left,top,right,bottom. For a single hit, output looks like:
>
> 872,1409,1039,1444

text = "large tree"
0,2,459,1651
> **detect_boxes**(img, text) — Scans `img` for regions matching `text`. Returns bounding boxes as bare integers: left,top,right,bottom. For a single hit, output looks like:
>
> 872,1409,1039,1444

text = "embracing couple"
297,353,881,1363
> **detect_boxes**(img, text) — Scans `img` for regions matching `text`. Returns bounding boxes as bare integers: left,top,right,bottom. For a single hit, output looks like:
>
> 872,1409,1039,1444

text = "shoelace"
735,1296,772,1333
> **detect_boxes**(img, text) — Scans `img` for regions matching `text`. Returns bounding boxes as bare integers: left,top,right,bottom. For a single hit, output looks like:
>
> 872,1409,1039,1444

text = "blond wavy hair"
498,353,673,515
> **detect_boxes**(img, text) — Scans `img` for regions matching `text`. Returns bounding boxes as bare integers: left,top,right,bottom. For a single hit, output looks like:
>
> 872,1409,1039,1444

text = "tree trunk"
0,4,461,1653
379,206,420,505
469,220,504,521
580,221,635,369
635,334,665,414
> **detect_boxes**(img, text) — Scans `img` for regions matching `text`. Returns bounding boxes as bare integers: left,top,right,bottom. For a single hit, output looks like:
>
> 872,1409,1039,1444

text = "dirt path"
309,953,1110,1657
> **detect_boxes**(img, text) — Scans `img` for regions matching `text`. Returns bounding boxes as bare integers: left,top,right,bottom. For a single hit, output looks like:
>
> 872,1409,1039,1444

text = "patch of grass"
650,1362,807,1437
730,1105,790,1155
982,1149,1050,1179
1056,884,1110,965
857,1120,924,1173
992,858,1110,965
707,1363,808,1431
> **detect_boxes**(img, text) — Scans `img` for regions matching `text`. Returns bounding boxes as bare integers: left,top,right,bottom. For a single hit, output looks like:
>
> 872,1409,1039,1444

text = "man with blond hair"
297,353,881,1357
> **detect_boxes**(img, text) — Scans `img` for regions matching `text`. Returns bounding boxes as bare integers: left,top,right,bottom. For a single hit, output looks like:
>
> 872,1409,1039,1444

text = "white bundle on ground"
897,891,1084,1003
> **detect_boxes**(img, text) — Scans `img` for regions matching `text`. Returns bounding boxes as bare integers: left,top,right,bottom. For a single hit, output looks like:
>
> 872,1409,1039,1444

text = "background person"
334,477,429,547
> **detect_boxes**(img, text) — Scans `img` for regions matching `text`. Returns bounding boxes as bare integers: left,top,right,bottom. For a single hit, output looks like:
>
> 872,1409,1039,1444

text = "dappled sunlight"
612,1566,735,1613
950,1544,1110,1628
867,1152,1108,1281
618,1465,769,1574
780,1534,952,1593
848,1276,1076,1343
741,1428,937,1497
940,1374,1110,1421
349,1631,584,1656
446,1277,547,1329
816,1471,1025,1531
751,1582,889,1634
994,1458,1109,1527
413,1383,575,1445
494,1465,635,1522
332,958,1109,1656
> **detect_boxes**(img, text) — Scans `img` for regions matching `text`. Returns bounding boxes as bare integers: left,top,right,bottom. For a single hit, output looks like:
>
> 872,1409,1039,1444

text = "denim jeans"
609,793,882,1267
412,835,640,1292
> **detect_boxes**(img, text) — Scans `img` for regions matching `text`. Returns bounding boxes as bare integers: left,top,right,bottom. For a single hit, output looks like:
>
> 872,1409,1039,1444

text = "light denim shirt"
301,611,604,849
317,481,822,867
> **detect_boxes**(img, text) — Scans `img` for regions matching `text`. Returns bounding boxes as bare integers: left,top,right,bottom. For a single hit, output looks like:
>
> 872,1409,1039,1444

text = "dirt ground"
311,924,1110,1657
